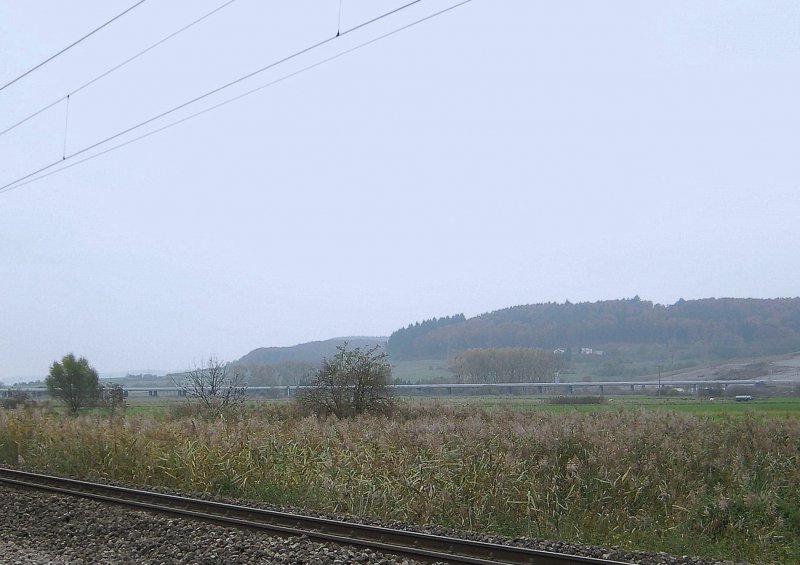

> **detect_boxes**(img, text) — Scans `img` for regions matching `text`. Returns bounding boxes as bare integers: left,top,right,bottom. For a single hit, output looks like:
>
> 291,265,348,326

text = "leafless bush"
97,383,126,413
1,390,35,410
297,344,394,418
175,356,246,417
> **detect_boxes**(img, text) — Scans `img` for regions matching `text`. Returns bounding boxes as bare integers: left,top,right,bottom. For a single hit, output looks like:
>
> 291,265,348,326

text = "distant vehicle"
735,395,753,402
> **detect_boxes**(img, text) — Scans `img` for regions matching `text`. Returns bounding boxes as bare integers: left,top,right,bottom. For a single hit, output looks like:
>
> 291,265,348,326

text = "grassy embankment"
1,400,799,563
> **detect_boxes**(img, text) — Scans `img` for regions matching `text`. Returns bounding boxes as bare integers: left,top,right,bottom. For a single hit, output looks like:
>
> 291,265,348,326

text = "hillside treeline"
387,297,800,360
238,337,385,366
386,314,466,359
449,347,562,383
232,361,314,387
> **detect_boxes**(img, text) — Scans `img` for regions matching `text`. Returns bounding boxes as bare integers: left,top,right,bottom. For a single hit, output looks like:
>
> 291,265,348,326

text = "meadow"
1,398,799,563
469,394,800,418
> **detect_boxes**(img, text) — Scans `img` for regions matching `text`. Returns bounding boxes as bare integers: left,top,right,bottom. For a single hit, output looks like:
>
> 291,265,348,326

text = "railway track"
0,467,632,565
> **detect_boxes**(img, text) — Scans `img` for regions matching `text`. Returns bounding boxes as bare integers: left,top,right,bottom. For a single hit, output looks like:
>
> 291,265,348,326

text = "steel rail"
0,467,632,565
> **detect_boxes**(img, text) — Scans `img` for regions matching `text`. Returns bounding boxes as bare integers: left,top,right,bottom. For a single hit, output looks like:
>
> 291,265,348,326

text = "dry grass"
1,402,798,562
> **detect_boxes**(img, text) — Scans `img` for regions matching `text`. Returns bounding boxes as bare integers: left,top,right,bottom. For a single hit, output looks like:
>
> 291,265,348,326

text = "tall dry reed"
1,403,798,562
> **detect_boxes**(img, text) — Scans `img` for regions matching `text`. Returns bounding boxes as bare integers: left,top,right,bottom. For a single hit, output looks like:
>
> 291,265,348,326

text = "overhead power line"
0,0,476,196
0,0,237,139
0,0,424,191
0,0,149,94
1,0,415,146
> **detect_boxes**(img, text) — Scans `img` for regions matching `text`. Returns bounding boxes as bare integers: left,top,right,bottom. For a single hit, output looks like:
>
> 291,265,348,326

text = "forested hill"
387,298,800,360
237,337,386,365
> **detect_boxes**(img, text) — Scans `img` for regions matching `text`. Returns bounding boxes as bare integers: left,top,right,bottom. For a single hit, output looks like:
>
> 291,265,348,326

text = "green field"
389,358,452,383
451,395,800,418
116,393,800,420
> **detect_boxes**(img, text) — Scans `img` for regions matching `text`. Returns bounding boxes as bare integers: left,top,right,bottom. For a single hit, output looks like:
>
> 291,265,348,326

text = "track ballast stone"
0,486,422,564
0,479,743,564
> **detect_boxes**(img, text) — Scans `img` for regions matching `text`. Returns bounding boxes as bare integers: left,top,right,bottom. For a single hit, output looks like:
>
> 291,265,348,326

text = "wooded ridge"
387,297,800,361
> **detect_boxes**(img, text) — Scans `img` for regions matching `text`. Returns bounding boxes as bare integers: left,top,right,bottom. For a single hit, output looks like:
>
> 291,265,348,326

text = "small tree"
298,344,394,418
1,390,34,410
46,354,100,414
176,356,246,417
98,383,126,413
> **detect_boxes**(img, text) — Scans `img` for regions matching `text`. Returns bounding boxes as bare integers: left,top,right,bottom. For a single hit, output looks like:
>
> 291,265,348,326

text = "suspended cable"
69,0,426,162
0,0,424,191
0,0,149,94
337,0,344,36
0,0,475,196
0,98,64,139
0,0,238,140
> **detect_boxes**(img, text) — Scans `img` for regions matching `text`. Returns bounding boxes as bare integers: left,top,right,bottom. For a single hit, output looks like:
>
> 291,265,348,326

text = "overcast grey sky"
1,0,798,381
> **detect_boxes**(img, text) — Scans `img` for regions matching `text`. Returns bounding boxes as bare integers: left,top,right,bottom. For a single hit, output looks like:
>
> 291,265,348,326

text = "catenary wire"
0,0,427,192
0,0,238,139
0,0,475,196
0,0,149,93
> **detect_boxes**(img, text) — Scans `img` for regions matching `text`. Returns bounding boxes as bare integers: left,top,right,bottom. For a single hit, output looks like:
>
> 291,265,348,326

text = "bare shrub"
175,356,246,417
297,344,394,418
1,390,35,410
97,383,126,413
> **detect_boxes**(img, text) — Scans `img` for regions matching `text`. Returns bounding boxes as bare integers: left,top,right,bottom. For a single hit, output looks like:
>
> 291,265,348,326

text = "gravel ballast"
0,486,422,564
0,483,741,564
